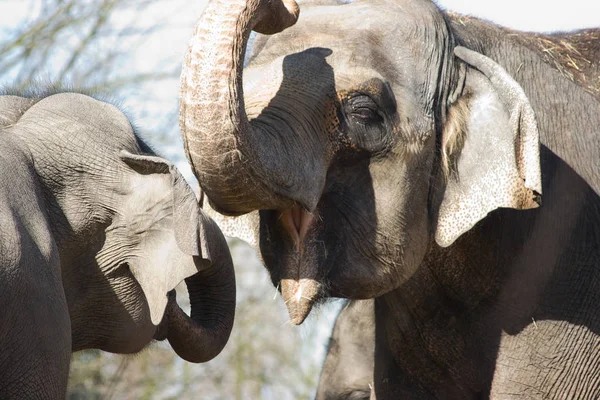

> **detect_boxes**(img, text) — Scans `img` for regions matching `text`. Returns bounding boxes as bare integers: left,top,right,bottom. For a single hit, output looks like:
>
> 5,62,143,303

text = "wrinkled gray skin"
0,92,236,399
179,0,600,397
316,300,375,400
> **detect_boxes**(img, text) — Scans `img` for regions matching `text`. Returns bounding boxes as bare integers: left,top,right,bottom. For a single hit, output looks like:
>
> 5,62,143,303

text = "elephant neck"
376,148,600,395
374,215,504,396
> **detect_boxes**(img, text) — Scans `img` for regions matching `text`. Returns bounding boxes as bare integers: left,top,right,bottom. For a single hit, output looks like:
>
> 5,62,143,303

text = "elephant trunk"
179,0,302,215
165,236,236,363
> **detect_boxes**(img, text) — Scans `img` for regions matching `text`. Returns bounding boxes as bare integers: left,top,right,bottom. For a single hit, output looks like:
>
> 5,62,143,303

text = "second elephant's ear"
119,151,203,257
119,151,210,324
435,47,542,247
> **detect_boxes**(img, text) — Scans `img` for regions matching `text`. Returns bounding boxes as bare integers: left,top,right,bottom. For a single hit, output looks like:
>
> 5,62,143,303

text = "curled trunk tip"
166,253,236,363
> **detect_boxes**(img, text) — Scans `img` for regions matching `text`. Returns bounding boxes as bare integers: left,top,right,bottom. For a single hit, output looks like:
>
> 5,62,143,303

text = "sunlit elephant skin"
0,92,235,399
180,0,600,397
316,300,375,400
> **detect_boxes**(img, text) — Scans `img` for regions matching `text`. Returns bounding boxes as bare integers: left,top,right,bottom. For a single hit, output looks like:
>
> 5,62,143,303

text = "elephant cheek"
99,274,158,354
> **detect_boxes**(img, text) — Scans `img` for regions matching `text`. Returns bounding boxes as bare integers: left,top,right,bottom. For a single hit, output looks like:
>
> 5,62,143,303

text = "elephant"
177,0,600,397
316,300,375,400
0,91,236,399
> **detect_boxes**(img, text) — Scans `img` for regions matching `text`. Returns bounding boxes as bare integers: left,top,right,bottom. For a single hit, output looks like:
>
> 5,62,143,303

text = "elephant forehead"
297,2,398,34
248,15,426,93
244,49,338,107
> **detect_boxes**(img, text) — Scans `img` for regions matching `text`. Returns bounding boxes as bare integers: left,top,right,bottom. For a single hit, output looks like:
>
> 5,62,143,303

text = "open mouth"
275,205,324,325
278,205,316,254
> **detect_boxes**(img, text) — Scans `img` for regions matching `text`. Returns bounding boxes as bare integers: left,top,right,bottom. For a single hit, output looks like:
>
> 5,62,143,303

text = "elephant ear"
202,200,259,249
435,47,542,247
120,150,211,324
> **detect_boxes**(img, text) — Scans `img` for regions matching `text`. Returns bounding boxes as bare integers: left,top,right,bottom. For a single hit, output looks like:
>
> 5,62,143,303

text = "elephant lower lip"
281,278,321,325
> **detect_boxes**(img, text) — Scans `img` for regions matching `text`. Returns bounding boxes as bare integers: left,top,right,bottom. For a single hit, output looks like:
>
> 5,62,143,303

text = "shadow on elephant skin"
252,48,383,320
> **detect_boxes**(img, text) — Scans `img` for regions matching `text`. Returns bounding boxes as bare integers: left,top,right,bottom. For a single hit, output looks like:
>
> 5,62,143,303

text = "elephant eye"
346,95,383,125
352,107,378,122
340,93,391,155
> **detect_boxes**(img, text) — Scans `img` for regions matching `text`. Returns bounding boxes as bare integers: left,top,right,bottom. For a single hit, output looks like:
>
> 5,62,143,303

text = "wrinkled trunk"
179,0,303,215
164,241,236,363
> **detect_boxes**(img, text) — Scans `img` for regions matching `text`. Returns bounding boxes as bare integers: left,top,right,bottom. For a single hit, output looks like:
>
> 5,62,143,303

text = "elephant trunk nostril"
253,0,300,35
278,206,316,253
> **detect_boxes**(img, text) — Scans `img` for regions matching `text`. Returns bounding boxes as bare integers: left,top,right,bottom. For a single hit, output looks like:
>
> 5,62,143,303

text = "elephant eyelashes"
346,95,383,125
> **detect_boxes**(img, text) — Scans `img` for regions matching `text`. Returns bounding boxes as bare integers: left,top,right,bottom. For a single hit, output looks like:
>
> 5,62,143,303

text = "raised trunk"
165,234,236,363
179,0,302,215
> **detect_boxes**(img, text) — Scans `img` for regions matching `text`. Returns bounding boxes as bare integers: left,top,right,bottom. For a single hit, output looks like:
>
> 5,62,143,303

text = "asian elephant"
178,0,600,397
316,300,375,400
0,92,235,399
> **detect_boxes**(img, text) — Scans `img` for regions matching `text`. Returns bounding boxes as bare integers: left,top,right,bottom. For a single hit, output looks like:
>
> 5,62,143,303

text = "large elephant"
316,300,375,400
0,92,235,399
178,0,600,397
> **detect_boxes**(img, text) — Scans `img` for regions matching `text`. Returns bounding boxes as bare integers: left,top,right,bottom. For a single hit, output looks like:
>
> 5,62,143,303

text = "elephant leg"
0,263,71,399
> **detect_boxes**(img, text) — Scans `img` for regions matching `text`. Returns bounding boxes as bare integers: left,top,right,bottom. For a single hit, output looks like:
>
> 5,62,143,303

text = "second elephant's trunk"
165,219,236,363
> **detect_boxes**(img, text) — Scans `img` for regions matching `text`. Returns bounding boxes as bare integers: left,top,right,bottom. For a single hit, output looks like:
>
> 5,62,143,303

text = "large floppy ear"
119,150,212,324
435,47,542,247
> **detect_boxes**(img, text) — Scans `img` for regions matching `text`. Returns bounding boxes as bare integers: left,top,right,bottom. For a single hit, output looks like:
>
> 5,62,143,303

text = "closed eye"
347,95,383,125
351,107,380,123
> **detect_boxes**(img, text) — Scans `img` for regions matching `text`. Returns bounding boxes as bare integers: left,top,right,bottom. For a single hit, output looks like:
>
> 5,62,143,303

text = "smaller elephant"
0,92,235,399
316,300,375,400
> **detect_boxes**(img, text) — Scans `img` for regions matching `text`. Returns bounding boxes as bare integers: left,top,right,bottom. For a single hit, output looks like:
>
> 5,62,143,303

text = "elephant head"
113,151,236,363
179,0,541,324
9,92,235,363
